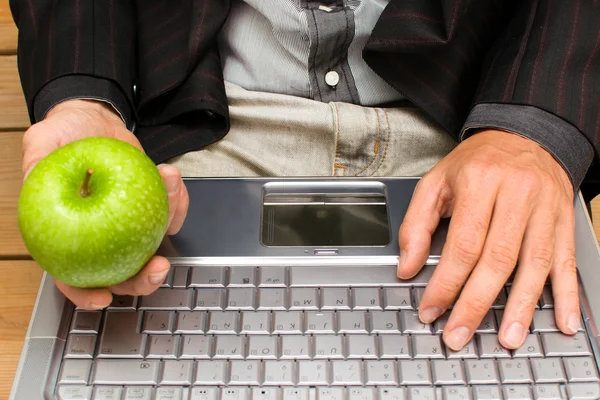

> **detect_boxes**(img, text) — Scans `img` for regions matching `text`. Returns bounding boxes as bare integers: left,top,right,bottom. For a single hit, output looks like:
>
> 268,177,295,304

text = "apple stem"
80,168,94,198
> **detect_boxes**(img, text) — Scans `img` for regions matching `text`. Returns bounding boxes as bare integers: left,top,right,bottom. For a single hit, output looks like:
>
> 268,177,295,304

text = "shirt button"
325,71,340,88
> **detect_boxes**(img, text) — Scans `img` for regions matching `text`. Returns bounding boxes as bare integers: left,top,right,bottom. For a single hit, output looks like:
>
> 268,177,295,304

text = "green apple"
18,137,169,288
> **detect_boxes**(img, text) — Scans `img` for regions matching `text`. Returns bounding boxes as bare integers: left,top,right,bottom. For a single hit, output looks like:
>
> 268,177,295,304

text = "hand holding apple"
19,100,189,309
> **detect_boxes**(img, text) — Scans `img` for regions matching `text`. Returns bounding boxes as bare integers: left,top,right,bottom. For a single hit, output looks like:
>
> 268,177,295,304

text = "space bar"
289,265,435,287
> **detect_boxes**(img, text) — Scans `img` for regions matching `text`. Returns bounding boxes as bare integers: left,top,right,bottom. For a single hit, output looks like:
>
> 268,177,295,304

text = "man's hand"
21,100,189,310
398,129,578,350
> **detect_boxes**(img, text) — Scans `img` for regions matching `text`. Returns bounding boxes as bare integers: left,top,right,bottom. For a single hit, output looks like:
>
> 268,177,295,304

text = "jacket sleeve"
464,0,600,192
9,0,137,129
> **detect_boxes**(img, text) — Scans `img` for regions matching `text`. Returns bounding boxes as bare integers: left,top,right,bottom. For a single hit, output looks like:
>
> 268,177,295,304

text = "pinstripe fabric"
10,0,600,195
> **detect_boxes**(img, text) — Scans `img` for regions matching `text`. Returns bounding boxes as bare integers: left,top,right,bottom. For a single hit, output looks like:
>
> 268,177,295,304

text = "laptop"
9,177,600,400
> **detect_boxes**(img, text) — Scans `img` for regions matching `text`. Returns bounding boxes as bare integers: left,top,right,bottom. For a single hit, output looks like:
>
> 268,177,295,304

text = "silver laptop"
9,177,600,400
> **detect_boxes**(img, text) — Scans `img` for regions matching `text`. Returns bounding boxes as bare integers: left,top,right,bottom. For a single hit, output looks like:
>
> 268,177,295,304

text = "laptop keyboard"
56,265,600,400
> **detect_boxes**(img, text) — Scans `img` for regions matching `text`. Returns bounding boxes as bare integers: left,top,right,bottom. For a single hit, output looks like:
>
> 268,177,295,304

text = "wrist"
45,99,126,129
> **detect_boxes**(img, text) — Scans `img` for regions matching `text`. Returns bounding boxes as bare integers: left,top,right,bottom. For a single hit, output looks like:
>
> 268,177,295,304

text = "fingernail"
504,322,527,348
567,313,580,333
445,326,471,350
165,176,180,195
398,250,407,269
149,270,169,285
420,307,443,324
88,303,109,310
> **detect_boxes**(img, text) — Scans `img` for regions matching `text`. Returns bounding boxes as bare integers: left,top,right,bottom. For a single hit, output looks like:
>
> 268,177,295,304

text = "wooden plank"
0,0,17,54
0,261,43,399
0,55,29,130
0,131,28,257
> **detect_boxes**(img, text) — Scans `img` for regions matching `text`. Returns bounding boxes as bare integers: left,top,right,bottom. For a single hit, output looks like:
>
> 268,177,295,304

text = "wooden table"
3,1,600,398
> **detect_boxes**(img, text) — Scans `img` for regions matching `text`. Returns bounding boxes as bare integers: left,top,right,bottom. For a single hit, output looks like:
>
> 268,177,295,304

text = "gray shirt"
217,0,404,106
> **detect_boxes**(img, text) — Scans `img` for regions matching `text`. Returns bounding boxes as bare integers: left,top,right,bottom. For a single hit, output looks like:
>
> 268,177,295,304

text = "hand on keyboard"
397,129,579,351
22,99,190,309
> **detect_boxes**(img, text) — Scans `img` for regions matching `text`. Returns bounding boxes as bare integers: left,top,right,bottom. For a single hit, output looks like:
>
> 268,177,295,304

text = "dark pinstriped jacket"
10,0,600,199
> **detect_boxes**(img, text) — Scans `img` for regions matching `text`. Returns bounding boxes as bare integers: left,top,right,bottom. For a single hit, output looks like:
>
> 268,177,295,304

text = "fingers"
418,183,497,324
21,123,62,180
54,279,113,310
443,189,530,350
168,179,190,235
398,175,449,279
498,207,557,349
158,164,185,234
110,256,171,296
550,207,580,335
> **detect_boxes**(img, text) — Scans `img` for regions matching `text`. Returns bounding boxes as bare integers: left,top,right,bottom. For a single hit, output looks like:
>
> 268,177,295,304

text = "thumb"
21,124,62,181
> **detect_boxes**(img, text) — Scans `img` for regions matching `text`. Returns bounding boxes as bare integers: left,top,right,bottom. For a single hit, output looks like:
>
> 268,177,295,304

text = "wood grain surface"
0,56,29,130
0,0,17,55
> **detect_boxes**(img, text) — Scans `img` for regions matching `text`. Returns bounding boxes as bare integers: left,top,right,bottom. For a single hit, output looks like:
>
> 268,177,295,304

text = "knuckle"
486,243,518,273
557,256,577,276
529,246,554,273
434,277,463,301
450,235,482,265
514,287,541,311
462,295,490,317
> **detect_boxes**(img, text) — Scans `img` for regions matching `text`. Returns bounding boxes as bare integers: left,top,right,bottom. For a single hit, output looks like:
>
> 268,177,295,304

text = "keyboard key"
58,359,92,384
282,388,309,400
317,387,345,400
383,287,413,310
160,360,193,385
491,289,507,309
477,334,511,358
465,360,500,384
499,359,533,383
365,360,398,385
247,335,277,359
379,335,411,359
93,386,122,400
189,388,219,400
338,311,368,334
229,360,261,385
566,382,600,399
272,311,303,334
107,295,137,310
92,359,159,385
370,311,400,334
446,338,478,359
331,360,364,385
401,311,432,334
432,360,466,384
348,388,376,400
221,388,249,400
161,270,173,288
142,311,174,334
289,265,435,287
207,311,239,334
138,288,192,310
289,288,319,310
258,266,287,287
352,288,382,310
532,384,562,400
398,360,432,385
321,288,351,310
513,334,543,358
412,335,445,359
147,335,178,358
540,286,554,309
378,388,407,400
98,312,145,358
64,334,96,358
280,335,312,359
297,360,329,385
532,309,559,332
57,385,93,400
194,360,227,385
264,360,296,385
531,358,566,383
252,387,280,400
226,288,256,310
180,335,212,359
194,289,225,310
503,385,532,400
257,288,287,310
413,287,425,309
542,332,591,356
213,335,245,359
472,385,502,400
172,266,190,288
347,335,378,359
476,311,497,333
442,386,471,400
70,311,102,333
305,311,336,334
228,266,257,287
175,311,207,333
189,266,226,288
155,387,183,400
123,387,152,400
314,335,344,359
407,387,436,400
564,357,600,382
240,311,271,334
434,312,450,334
